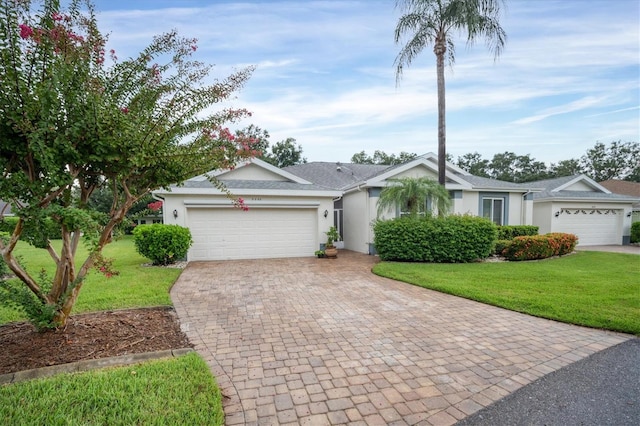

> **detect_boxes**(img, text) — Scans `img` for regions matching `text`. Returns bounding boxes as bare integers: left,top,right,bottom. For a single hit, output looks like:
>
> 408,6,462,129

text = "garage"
187,207,318,261
555,208,621,246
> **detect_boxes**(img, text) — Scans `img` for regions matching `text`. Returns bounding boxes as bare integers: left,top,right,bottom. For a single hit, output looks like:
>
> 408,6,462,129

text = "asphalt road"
457,338,640,426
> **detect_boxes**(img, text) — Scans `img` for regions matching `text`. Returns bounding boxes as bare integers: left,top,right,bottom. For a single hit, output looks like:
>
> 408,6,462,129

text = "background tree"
235,124,270,156
580,141,639,182
456,152,489,177
394,0,506,185
548,159,583,179
377,177,451,218
350,150,417,165
266,137,307,168
0,0,256,329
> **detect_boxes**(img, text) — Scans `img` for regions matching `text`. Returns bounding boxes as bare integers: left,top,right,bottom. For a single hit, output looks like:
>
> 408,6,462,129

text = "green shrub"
0,216,62,242
374,215,497,263
133,224,192,265
503,233,578,261
631,221,640,244
493,239,512,256
496,225,538,240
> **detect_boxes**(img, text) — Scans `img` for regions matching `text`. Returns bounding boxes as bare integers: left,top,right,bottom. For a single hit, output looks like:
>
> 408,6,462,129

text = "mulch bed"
0,306,191,375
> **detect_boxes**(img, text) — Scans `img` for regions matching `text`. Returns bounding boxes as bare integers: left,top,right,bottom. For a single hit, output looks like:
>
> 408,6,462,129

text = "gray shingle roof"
179,178,332,191
285,160,538,192
459,175,540,190
528,174,639,202
283,162,389,190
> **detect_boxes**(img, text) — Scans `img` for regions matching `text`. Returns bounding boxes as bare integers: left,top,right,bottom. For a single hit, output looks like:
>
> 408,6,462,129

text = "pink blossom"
19,24,33,39
120,107,129,114
191,45,197,51
52,12,63,21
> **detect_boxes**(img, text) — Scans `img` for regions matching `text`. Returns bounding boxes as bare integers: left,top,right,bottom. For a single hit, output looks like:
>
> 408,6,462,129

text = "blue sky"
90,0,639,165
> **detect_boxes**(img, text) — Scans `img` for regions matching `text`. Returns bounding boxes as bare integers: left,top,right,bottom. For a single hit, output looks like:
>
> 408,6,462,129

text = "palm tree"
394,0,507,185
377,177,452,218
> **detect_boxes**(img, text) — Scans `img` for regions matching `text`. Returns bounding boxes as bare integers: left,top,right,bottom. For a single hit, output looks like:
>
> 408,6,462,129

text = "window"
482,198,504,225
399,198,432,218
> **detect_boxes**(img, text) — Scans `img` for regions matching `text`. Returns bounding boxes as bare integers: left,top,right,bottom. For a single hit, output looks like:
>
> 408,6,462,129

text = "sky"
89,0,639,165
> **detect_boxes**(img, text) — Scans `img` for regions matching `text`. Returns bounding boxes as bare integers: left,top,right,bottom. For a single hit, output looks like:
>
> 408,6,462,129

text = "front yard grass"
0,237,181,324
373,251,640,335
0,352,224,426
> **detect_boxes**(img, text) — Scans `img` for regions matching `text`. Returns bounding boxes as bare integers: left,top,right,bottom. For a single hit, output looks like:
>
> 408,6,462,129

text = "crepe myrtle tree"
0,0,258,329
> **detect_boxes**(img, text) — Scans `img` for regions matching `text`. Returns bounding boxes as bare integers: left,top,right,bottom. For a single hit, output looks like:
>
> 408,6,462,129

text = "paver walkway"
170,252,630,425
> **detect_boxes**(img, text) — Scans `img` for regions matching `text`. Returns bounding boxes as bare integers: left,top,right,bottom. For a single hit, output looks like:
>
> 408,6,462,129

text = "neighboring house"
599,180,640,223
529,175,638,245
154,154,637,261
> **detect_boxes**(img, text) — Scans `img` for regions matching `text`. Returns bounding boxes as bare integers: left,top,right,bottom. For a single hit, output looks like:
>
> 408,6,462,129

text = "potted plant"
314,249,326,258
324,226,340,258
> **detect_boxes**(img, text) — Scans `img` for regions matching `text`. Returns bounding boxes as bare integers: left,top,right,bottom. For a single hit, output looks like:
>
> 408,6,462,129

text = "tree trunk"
435,36,447,186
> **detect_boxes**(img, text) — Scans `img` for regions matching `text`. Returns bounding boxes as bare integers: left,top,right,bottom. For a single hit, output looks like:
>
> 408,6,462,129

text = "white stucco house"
153,153,637,261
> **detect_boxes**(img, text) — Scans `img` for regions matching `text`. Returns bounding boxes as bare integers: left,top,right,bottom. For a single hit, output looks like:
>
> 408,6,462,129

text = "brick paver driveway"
171,252,630,425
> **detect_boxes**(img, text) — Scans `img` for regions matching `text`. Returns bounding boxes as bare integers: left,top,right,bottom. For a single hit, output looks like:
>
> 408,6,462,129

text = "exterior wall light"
324,209,328,218
173,209,178,219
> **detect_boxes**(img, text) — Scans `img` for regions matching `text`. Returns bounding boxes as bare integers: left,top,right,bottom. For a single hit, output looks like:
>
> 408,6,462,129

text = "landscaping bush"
496,225,538,240
133,224,192,265
631,221,640,244
374,215,497,263
502,233,578,261
493,239,512,256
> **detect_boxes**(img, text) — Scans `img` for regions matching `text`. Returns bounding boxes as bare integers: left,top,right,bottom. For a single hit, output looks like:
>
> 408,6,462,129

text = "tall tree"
377,177,452,218
235,125,271,157
350,150,417,165
456,152,490,177
580,141,639,182
548,159,583,178
0,0,255,328
394,0,506,185
267,137,307,168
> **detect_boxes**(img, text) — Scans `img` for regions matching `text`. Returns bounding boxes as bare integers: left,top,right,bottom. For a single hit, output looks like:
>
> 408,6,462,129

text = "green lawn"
0,237,181,324
373,251,640,335
0,352,224,426
0,237,225,425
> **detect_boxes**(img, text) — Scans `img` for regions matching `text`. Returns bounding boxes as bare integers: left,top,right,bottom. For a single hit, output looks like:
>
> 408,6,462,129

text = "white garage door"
555,208,620,246
187,208,318,260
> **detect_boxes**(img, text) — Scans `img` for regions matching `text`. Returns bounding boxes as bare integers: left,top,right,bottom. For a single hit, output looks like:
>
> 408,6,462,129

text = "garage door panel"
555,208,620,246
188,208,318,260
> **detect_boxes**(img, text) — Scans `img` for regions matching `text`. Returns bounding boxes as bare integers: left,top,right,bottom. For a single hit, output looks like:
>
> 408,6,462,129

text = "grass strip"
0,353,223,425
373,251,639,335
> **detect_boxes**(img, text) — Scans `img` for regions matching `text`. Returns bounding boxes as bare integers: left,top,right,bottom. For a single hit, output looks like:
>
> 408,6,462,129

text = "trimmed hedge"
502,233,578,261
631,221,640,244
374,215,497,263
496,225,538,240
133,224,193,265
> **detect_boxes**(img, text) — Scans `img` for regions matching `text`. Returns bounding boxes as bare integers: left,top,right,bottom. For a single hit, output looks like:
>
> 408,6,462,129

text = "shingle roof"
178,178,332,192
459,175,539,190
285,160,537,192
599,180,640,197
283,162,389,190
528,175,639,202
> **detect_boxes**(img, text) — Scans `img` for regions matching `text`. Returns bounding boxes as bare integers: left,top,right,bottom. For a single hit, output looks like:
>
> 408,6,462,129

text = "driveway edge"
0,347,193,385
